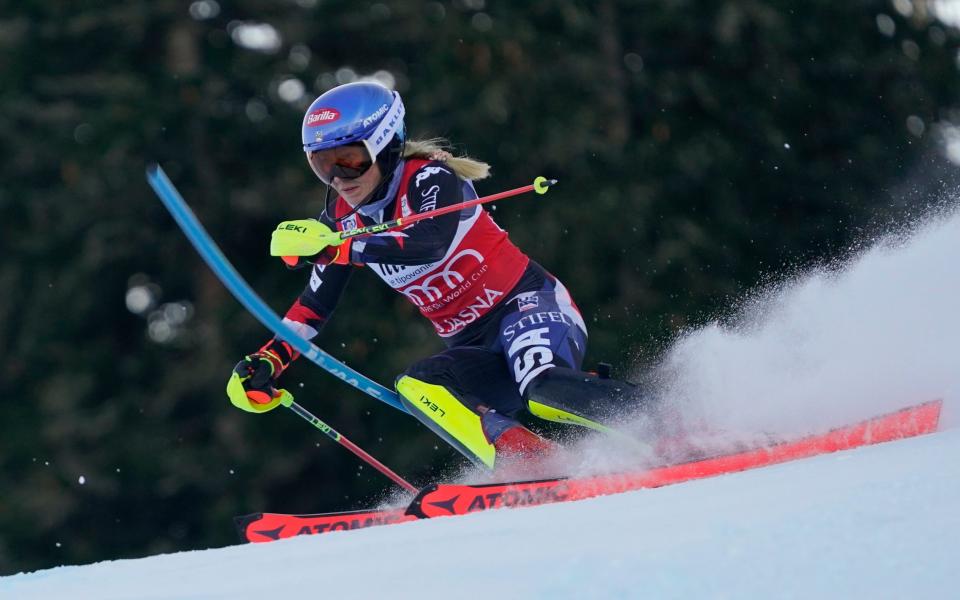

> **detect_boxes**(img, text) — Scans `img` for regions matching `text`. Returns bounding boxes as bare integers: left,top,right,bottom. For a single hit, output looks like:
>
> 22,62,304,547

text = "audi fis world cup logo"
401,249,485,307
306,108,340,126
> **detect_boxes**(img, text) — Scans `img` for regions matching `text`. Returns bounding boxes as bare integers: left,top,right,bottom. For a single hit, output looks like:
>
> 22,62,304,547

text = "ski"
236,399,942,542
236,508,416,543
413,398,943,517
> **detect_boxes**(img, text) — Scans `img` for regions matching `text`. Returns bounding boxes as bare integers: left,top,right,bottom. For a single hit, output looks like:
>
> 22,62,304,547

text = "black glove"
232,353,281,404
227,339,298,412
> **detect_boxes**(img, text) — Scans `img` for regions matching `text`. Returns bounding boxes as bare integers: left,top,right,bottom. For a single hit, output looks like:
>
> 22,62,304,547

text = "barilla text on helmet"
306,108,340,126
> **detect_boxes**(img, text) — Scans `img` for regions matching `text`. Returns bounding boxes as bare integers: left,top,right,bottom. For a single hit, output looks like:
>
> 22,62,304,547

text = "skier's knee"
404,349,524,415
404,354,452,386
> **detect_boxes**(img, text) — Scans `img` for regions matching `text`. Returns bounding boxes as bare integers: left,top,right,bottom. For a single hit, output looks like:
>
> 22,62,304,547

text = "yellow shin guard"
395,375,497,468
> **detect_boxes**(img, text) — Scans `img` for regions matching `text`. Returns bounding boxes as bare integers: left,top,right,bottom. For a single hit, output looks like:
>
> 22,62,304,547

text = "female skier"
226,81,633,469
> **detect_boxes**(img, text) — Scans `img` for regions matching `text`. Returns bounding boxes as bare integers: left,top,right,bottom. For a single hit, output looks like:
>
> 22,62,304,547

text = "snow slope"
3,427,958,599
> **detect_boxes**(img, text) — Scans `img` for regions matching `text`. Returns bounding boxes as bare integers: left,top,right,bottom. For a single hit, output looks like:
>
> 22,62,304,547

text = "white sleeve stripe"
281,317,319,341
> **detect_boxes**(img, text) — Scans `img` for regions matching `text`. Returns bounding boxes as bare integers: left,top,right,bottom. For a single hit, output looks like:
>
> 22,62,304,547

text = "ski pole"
335,176,557,242
278,393,418,494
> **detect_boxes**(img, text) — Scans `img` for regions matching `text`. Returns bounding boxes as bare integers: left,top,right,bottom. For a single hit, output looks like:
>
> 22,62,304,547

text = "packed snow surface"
3,428,959,598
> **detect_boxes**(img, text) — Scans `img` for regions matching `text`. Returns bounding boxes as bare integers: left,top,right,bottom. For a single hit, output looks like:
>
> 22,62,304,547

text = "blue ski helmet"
301,81,406,184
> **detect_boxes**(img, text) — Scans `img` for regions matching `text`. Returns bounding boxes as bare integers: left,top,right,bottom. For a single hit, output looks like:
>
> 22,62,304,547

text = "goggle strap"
365,92,405,159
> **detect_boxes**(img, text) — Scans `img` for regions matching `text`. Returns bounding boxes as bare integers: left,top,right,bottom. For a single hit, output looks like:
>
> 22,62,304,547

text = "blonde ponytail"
403,138,491,181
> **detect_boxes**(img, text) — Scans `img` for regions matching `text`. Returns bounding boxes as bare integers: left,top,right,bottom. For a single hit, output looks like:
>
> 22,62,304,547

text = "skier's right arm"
227,220,353,413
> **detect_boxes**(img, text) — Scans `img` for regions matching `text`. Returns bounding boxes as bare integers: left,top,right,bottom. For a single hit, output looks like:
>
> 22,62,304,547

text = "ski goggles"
307,143,374,185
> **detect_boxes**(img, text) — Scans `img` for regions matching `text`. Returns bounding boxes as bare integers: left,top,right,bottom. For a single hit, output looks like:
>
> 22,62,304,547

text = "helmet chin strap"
324,178,384,224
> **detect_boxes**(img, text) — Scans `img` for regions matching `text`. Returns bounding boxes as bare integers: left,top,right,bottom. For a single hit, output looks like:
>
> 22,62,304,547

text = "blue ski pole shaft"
145,163,408,413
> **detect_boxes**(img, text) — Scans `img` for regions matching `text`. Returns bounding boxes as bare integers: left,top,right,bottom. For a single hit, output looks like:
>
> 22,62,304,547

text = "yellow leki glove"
270,219,343,257
270,219,352,269
227,354,294,413
226,339,300,413
227,371,287,413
